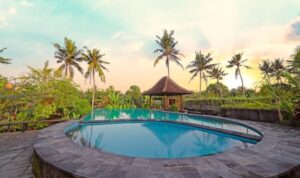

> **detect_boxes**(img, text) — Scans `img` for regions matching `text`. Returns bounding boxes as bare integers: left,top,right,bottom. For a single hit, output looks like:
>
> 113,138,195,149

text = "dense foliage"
0,37,299,128
0,62,91,123
0,62,146,130
186,51,300,124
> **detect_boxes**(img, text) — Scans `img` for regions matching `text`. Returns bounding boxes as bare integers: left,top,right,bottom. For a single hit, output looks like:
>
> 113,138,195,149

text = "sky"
1,0,300,92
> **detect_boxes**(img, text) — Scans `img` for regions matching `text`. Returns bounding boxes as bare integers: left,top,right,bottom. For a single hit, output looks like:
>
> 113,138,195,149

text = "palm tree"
259,59,273,83
291,46,300,120
53,37,84,79
0,48,11,64
154,29,184,77
289,46,300,75
207,66,227,97
186,51,216,98
82,48,109,111
271,58,286,84
226,53,251,96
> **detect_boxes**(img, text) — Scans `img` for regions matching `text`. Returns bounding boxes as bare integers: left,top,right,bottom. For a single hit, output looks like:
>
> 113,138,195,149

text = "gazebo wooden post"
180,94,183,111
164,94,167,110
149,95,152,108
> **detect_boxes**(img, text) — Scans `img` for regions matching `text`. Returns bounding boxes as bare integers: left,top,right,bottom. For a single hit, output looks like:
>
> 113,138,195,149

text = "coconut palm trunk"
217,79,223,98
238,69,245,95
199,72,202,98
65,65,68,77
92,69,96,111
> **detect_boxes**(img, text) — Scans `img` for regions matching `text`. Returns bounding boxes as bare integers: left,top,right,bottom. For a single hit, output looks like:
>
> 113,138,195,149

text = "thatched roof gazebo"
143,76,192,111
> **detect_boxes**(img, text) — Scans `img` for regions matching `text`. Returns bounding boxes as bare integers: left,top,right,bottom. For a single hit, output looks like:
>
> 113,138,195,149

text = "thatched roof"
143,76,192,96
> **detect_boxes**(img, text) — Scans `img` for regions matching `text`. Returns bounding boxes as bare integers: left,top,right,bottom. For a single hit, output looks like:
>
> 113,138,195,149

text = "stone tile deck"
0,131,37,178
1,118,300,178
33,119,300,178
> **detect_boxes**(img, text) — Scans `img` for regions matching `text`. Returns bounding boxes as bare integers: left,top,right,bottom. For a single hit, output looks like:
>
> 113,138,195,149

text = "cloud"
286,16,300,41
20,0,33,7
0,7,16,28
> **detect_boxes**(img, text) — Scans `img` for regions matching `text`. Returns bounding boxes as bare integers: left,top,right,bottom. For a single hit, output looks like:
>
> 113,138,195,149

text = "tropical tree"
154,29,184,77
259,59,273,83
289,46,300,75
1,61,91,123
207,66,227,97
82,48,109,111
186,51,215,98
208,66,227,84
227,53,251,96
53,37,84,79
125,85,143,107
271,58,286,84
290,46,300,120
0,48,11,64
204,83,229,97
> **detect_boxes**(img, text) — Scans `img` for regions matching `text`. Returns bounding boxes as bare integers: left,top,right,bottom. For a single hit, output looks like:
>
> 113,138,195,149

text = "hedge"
185,97,274,106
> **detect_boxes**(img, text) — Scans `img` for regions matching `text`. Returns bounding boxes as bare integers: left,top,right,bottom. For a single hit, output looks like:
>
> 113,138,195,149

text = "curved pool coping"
33,116,300,178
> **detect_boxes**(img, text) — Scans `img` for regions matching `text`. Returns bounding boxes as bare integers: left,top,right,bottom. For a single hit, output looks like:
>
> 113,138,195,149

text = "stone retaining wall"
220,108,281,123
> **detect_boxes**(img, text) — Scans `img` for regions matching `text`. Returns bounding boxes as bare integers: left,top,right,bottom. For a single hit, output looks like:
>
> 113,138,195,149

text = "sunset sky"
1,0,300,92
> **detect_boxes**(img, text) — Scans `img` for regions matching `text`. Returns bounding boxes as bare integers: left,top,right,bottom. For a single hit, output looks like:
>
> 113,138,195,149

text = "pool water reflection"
83,108,260,136
67,121,257,158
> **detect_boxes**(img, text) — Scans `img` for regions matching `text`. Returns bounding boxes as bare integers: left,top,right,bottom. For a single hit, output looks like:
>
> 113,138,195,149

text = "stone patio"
32,118,300,178
0,131,37,178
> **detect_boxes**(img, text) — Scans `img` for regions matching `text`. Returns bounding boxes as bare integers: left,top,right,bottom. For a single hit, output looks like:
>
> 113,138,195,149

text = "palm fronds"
154,29,184,76
53,37,83,79
0,48,11,64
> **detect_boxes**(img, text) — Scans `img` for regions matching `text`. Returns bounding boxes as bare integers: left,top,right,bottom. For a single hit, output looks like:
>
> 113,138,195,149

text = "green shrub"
0,62,91,123
185,97,274,107
221,102,277,110
170,104,178,112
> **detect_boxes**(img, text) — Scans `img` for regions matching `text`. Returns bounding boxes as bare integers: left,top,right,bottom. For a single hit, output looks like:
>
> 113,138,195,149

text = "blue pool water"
66,121,257,158
83,108,260,137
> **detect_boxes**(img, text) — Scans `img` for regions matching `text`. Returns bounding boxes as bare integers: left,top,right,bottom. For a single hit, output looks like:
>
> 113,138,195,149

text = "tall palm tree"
207,66,227,97
53,37,84,79
154,29,184,77
291,46,300,120
271,58,286,84
82,48,109,111
226,53,251,96
289,46,300,75
0,48,11,64
259,59,273,83
186,51,216,98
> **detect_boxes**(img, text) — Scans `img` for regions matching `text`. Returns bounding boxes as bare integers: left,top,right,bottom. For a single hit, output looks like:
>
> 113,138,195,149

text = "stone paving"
33,119,300,178
0,131,37,178
1,118,300,178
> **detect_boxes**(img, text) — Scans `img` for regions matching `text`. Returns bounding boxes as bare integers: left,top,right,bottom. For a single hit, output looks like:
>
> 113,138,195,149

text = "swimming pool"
83,108,261,137
66,120,257,158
